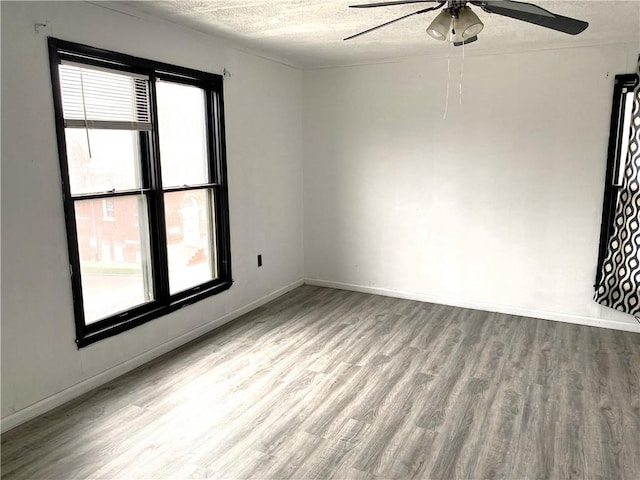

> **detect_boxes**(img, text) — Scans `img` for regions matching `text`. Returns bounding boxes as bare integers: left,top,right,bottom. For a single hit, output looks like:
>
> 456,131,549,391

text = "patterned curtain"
595,57,640,318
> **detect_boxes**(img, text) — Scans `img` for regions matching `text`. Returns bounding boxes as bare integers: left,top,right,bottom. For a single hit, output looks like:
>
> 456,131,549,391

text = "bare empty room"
1,1,639,478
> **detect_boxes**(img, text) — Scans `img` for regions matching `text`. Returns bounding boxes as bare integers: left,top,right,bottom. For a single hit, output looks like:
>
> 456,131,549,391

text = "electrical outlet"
257,254,262,267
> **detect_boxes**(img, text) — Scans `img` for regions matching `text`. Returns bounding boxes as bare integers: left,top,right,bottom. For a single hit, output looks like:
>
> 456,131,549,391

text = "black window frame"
48,38,232,348
595,73,638,287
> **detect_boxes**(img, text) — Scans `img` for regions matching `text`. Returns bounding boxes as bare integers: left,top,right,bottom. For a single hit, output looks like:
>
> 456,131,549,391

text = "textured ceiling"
107,1,640,68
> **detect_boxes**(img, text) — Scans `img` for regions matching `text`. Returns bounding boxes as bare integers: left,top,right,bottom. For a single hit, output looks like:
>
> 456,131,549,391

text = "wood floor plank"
296,418,371,480
2,285,639,480
424,312,512,479
553,323,587,480
451,313,520,478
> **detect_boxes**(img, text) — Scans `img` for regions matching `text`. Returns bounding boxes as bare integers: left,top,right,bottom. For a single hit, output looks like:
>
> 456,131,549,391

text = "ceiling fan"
345,0,589,46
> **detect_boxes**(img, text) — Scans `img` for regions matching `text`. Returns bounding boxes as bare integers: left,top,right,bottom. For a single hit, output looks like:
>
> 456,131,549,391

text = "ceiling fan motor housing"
447,0,469,15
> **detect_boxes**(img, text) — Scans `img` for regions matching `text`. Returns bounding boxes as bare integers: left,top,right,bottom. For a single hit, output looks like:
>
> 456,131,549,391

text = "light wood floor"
2,286,639,479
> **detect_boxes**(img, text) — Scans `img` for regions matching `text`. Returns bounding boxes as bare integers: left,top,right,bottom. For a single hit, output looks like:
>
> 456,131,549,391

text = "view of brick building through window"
73,192,213,323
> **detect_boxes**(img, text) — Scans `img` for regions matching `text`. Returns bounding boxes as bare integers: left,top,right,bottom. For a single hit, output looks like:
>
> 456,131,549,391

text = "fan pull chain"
459,40,465,105
443,41,452,120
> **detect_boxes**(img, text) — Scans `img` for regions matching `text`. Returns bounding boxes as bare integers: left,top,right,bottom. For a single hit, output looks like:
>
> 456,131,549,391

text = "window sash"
73,194,155,324
64,128,148,196
163,187,218,294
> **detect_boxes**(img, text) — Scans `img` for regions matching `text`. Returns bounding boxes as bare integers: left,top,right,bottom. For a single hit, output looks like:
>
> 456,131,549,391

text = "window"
102,198,115,221
49,38,232,347
595,74,637,287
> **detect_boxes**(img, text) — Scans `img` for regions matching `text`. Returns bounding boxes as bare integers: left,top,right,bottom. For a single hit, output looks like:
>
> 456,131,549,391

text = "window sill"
76,279,233,348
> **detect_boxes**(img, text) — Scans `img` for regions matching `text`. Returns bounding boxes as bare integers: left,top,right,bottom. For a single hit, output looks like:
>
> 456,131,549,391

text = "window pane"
74,195,153,324
65,129,143,195
156,81,209,187
164,189,217,294
618,91,635,185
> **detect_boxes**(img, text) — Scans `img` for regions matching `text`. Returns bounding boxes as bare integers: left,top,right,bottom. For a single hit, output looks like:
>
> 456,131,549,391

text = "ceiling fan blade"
474,1,554,18
350,0,439,8
477,1,588,35
344,3,445,40
344,10,423,40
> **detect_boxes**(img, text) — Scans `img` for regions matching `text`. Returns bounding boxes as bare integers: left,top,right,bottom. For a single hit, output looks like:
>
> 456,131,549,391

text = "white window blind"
59,61,151,131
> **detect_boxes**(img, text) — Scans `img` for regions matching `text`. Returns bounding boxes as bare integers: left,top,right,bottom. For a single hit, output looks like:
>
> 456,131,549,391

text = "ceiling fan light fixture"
457,6,484,39
427,7,483,44
426,9,452,41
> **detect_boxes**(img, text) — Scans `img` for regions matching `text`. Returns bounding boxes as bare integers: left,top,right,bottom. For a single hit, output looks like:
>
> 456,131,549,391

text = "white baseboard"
305,278,640,334
1,279,304,434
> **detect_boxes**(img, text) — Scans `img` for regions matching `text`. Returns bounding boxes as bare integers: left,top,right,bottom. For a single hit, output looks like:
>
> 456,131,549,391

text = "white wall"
1,1,303,428
303,43,640,333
